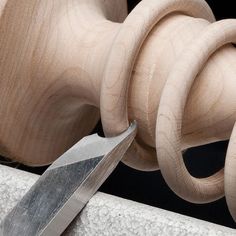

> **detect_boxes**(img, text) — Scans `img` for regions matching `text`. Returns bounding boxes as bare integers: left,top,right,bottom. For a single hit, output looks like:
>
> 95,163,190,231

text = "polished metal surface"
0,122,137,236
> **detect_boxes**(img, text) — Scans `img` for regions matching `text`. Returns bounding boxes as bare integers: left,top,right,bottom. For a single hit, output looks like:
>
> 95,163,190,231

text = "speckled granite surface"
0,164,235,235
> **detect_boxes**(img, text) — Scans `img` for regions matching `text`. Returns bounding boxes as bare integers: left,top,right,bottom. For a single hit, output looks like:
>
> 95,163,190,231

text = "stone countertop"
0,164,235,236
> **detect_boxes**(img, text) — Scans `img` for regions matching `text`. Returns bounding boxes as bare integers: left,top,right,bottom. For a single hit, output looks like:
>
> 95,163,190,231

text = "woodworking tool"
0,122,137,236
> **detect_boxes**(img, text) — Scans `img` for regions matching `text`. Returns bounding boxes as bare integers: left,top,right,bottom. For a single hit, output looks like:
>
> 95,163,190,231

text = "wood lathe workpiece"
1,0,236,222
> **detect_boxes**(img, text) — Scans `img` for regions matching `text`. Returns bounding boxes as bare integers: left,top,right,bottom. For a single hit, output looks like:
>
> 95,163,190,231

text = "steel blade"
0,122,137,236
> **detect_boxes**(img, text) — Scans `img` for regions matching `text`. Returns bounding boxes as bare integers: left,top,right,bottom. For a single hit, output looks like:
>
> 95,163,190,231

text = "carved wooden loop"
225,123,236,221
2,0,236,221
101,0,215,171
156,19,236,203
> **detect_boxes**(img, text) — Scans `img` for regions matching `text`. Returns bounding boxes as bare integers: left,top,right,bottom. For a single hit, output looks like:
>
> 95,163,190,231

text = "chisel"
0,122,137,236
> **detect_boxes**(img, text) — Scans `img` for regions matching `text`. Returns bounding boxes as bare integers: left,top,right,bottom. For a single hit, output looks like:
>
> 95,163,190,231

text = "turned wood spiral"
1,0,236,221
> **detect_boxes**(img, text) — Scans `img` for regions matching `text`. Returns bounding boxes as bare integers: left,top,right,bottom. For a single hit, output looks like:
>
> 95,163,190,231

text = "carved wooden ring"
101,0,215,171
2,0,236,218
156,19,236,203
225,123,236,221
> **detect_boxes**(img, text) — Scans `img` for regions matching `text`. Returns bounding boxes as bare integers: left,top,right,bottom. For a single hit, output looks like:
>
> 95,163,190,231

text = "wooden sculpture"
1,0,236,221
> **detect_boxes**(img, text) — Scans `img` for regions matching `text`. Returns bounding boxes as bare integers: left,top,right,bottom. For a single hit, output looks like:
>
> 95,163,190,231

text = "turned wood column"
0,0,235,172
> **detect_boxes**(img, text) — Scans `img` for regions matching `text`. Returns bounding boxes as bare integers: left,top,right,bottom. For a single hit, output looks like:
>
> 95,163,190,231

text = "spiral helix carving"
156,19,236,204
1,0,236,222
101,0,215,171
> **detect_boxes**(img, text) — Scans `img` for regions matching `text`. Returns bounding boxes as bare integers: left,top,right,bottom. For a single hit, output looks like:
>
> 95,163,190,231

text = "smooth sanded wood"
156,19,236,203
1,0,236,217
0,0,127,165
1,0,236,171
225,122,236,222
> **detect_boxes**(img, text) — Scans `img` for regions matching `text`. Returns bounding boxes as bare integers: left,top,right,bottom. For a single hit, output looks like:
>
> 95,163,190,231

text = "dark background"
1,0,236,230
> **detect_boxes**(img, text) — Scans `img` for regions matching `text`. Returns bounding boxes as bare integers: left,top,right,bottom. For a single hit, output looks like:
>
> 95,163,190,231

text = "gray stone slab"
0,165,235,235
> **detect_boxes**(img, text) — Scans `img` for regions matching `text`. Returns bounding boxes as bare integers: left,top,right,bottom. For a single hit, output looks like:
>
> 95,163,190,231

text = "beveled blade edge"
48,121,137,171
40,122,137,235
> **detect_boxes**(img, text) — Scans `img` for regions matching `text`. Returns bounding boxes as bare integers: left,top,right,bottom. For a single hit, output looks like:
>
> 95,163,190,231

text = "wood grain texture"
156,19,236,203
0,0,127,165
101,0,215,171
130,14,236,151
1,0,236,215
225,123,236,222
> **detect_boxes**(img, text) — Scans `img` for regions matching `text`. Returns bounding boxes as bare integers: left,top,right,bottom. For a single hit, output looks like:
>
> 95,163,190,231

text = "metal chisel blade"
0,122,137,236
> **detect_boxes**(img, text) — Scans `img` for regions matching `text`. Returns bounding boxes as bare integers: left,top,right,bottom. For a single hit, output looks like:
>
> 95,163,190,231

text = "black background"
2,0,236,230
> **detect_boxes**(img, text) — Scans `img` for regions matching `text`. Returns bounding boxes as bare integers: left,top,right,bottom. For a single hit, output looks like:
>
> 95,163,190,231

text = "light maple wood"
155,19,236,203
0,0,127,165
225,122,236,222
101,0,215,171
1,0,236,219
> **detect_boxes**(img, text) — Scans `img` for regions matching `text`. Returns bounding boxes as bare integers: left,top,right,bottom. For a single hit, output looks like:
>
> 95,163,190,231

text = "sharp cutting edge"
0,122,137,236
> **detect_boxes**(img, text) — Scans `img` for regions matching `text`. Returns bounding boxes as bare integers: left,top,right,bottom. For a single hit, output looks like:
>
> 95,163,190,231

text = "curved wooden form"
1,0,236,221
156,19,236,203
225,123,236,222
0,0,127,165
101,0,214,171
